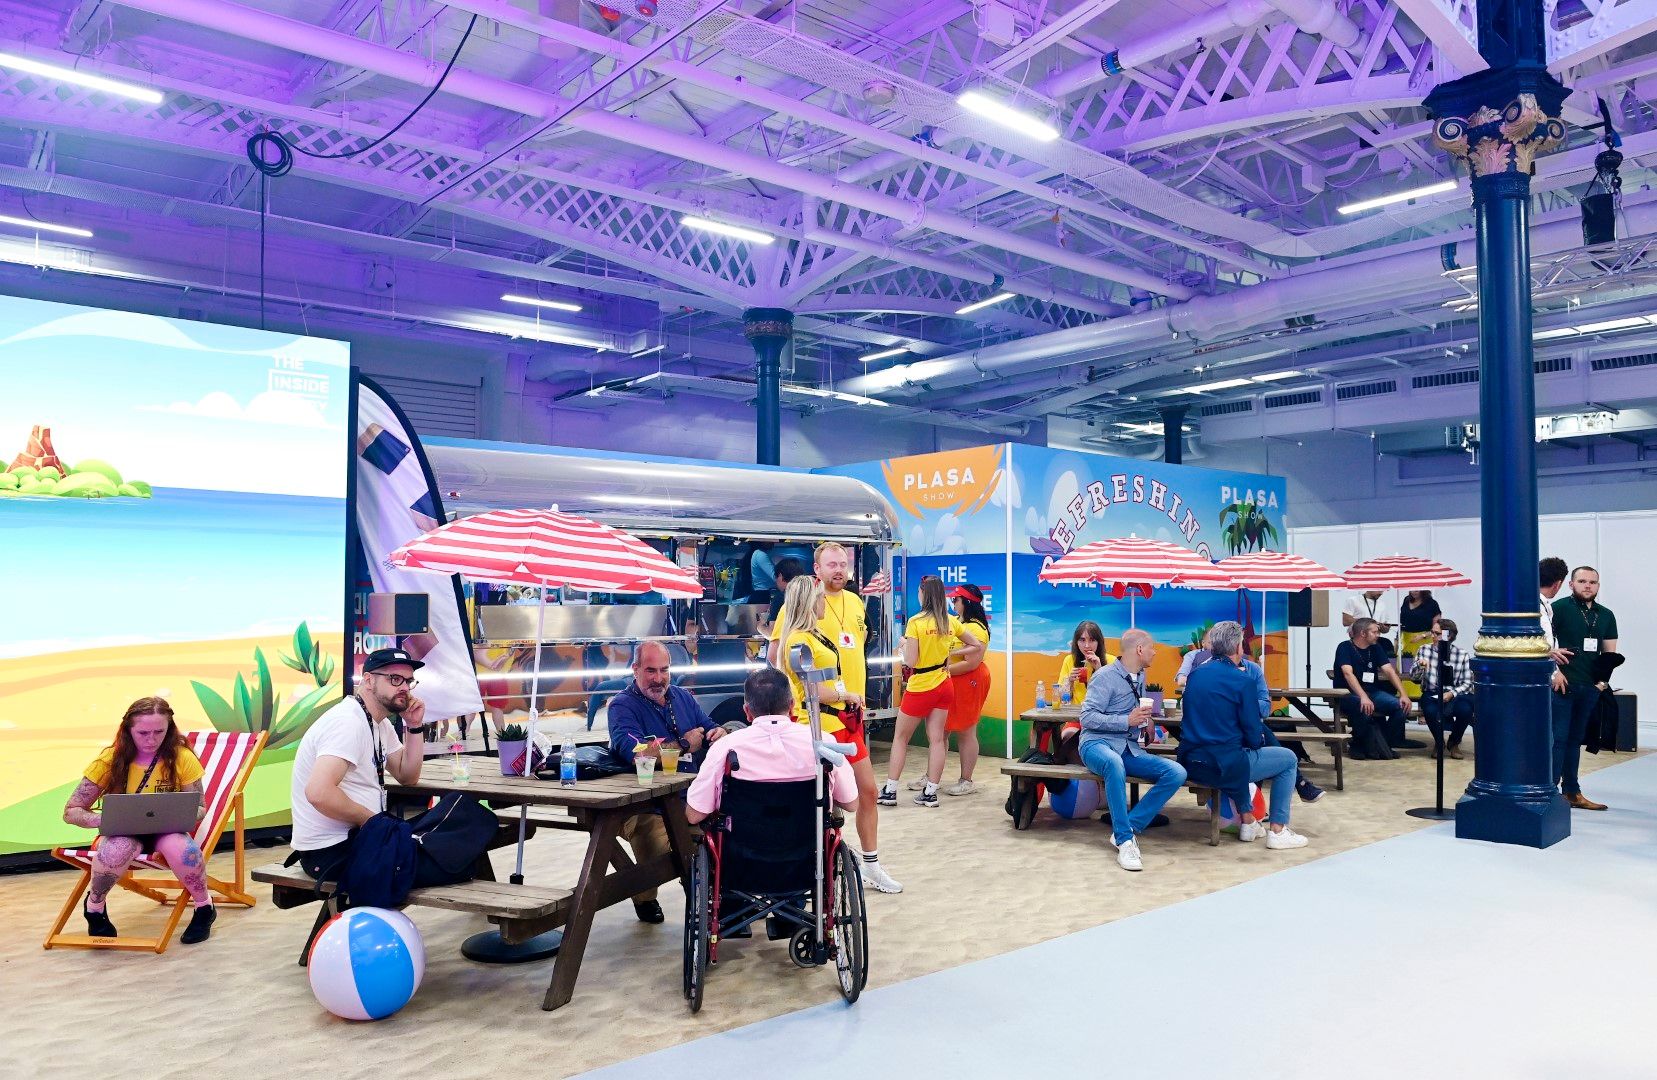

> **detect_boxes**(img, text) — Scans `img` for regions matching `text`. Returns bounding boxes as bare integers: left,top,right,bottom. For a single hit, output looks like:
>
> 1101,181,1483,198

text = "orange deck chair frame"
44,730,268,954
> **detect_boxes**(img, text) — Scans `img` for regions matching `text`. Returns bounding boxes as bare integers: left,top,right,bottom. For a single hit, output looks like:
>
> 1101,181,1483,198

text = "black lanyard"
628,682,684,742
1578,603,1600,637
132,756,161,794
1115,665,1143,698
354,695,387,797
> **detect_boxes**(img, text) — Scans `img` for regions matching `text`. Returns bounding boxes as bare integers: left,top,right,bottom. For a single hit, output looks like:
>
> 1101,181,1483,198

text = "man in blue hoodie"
1078,629,1187,873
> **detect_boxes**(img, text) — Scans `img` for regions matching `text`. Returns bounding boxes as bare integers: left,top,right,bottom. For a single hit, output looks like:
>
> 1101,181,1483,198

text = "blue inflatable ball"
307,907,426,1020
1048,776,1102,820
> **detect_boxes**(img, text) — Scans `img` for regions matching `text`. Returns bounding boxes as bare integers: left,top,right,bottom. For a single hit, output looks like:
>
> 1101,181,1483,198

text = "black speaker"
1582,192,1616,246
368,592,430,635
1288,589,1328,627
1615,692,1638,752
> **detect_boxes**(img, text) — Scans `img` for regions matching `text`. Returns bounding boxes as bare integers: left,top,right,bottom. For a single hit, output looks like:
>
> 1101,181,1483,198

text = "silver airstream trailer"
426,443,901,734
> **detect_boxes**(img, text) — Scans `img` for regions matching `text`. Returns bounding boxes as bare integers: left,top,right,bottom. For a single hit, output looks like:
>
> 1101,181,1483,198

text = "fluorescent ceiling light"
0,51,164,104
782,385,890,408
1115,422,1192,435
1533,327,1580,340
630,343,666,358
1251,370,1302,382
1182,378,1253,394
859,346,909,363
955,291,1016,315
0,213,92,238
681,215,775,245
1575,316,1651,333
956,90,1060,142
502,293,582,313
467,318,605,350
1337,179,1458,215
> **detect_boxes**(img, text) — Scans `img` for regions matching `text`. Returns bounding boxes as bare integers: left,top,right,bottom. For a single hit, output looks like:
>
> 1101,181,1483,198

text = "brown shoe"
1566,793,1608,811
1447,746,1464,760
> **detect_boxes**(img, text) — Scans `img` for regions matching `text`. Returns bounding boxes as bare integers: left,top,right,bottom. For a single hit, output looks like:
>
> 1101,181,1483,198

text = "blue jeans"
1419,693,1475,748
1080,741,1188,844
1246,746,1299,826
1552,684,1600,796
1340,690,1407,751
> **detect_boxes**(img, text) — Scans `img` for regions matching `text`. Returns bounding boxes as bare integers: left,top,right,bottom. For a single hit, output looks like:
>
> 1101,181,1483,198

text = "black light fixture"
1581,97,1623,248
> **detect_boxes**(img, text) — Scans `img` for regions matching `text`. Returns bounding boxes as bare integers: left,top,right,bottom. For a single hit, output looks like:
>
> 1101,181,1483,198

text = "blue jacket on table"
1176,656,1262,804
607,682,720,773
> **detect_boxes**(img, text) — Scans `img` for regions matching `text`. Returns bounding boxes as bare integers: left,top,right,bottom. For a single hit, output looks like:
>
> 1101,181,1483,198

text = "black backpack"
1004,747,1056,830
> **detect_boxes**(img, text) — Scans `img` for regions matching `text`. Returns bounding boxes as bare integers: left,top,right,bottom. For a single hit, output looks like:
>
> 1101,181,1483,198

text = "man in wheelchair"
681,667,867,1009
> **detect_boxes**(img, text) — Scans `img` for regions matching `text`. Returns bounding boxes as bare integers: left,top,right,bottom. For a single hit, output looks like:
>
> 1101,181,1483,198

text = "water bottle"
1034,680,1048,709
560,733,577,787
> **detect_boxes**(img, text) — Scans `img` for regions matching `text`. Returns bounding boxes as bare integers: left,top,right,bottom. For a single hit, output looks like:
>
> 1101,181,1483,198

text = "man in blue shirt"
1180,629,1325,803
1179,621,1308,850
1078,628,1187,872
607,640,726,923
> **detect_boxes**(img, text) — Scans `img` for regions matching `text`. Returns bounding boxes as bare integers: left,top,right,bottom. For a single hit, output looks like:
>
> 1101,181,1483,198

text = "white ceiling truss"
0,0,1656,440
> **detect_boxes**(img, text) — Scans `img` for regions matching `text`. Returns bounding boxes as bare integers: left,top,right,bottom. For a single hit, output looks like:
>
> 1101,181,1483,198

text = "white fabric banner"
354,378,484,720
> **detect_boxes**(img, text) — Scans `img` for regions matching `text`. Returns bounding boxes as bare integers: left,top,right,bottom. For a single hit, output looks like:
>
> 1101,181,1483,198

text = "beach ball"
1049,776,1102,819
1210,783,1267,829
307,907,425,1021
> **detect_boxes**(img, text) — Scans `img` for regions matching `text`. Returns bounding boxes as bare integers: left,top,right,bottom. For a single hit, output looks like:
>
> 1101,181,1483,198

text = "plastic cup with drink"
659,743,681,775
1138,697,1154,746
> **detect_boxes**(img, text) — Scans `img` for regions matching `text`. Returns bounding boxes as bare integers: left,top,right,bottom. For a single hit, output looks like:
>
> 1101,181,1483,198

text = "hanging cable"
246,13,480,178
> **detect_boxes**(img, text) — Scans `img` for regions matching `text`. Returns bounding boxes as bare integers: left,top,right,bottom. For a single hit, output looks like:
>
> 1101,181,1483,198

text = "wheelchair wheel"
683,844,710,1013
831,843,869,1002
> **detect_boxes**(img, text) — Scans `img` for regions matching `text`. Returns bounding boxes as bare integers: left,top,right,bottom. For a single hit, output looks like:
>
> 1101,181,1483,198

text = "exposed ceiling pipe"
844,198,1657,398
1042,0,1274,100
432,0,1252,275
1039,0,1358,102
108,0,1193,301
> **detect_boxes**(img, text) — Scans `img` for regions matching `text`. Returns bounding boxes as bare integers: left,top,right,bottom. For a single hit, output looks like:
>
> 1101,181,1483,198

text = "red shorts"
946,665,992,733
900,679,956,717
818,708,870,765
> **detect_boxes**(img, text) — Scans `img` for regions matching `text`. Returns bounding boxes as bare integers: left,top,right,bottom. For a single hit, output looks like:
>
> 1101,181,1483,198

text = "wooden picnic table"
389,761,696,1012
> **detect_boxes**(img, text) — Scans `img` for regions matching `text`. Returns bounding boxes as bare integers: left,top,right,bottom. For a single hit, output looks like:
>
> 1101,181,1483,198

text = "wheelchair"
682,760,869,1012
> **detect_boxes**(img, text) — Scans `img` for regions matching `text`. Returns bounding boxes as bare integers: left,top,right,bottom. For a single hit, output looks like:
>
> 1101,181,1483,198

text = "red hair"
106,697,183,794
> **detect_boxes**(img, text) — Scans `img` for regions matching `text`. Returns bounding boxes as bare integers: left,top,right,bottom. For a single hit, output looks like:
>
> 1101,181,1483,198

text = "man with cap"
288,648,437,879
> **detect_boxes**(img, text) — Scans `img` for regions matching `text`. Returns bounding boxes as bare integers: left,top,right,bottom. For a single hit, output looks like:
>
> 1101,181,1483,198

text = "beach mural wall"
0,295,347,859
821,444,1288,755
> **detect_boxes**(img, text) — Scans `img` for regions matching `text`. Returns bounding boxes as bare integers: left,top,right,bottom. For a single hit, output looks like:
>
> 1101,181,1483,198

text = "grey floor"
578,752,1657,1080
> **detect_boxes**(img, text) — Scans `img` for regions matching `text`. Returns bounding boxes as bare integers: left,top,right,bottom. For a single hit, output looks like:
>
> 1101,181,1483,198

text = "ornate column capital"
1431,94,1566,180
742,307,793,342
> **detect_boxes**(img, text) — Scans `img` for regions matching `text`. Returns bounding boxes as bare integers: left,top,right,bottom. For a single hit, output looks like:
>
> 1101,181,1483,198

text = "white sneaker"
1238,821,1266,843
1265,827,1309,850
1113,836,1143,872
906,778,926,791
944,779,977,796
861,861,904,894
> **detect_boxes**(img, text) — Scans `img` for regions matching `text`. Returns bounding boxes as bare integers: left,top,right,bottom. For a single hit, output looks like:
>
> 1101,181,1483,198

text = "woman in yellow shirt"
61,696,216,944
1056,620,1111,702
939,583,992,796
775,575,868,766
880,577,984,808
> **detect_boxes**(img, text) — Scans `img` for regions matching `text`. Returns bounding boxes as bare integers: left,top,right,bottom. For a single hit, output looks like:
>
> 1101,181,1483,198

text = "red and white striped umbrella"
1181,551,1347,592
1341,555,1471,590
1039,536,1233,588
388,508,702,597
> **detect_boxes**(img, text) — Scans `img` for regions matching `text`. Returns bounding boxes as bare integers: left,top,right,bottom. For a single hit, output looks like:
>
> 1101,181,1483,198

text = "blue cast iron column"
1159,404,1189,464
743,307,792,466
1424,0,1570,847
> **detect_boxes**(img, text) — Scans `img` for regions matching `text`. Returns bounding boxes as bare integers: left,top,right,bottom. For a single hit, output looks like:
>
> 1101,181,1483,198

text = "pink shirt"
686,715,858,817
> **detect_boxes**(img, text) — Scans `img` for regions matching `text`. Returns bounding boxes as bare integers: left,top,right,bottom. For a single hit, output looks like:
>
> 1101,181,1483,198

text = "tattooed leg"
155,833,211,907
89,836,142,909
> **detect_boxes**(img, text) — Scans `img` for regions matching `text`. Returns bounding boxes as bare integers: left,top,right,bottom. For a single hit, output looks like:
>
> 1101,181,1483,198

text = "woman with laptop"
62,697,216,944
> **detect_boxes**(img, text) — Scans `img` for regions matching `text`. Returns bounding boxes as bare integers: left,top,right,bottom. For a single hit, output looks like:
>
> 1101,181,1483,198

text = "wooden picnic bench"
254,763,695,1012
1002,759,1225,846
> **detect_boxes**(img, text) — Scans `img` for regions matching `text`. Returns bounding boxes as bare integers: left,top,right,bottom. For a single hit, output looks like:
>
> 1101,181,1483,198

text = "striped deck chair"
44,730,268,953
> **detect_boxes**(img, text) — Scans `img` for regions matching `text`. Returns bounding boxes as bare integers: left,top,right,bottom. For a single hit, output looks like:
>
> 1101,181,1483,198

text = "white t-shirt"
290,696,401,851
1342,593,1387,625
1540,592,1558,650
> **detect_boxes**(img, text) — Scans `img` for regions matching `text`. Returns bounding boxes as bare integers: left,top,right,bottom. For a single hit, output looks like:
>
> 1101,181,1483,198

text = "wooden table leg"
659,797,696,885
541,809,623,1012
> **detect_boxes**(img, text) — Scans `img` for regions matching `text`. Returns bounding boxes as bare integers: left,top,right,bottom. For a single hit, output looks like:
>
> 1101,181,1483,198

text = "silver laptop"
98,791,201,836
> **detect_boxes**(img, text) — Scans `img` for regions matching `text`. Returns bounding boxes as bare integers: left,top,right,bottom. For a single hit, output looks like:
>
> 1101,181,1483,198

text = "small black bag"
410,793,497,883
1005,748,1055,830
537,744,629,781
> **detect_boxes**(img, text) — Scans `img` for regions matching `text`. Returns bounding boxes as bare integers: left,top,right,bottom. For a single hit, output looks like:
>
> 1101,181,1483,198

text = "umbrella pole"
465,581,563,963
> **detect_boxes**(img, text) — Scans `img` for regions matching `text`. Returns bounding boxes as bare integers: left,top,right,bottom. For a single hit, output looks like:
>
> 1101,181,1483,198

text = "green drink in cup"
635,748,657,786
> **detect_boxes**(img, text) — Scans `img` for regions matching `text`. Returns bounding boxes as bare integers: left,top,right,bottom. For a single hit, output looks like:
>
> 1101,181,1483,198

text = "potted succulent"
498,723,529,775
1145,682,1167,717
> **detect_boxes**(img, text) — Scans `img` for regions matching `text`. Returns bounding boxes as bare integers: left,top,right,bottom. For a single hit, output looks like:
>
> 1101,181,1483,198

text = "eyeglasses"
375,673,418,688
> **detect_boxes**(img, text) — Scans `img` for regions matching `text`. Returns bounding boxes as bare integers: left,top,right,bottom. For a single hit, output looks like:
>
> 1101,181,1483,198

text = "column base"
1454,788,1571,848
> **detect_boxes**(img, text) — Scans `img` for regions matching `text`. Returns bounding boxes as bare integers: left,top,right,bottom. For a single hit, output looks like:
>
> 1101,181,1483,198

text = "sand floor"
0,738,1633,1080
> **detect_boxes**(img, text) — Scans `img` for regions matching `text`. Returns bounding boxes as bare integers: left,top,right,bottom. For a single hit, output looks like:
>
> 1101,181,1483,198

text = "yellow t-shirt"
83,745,205,794
1056,652,1114,690
776,589,869,697
783,629,846,733
904,612,964,693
